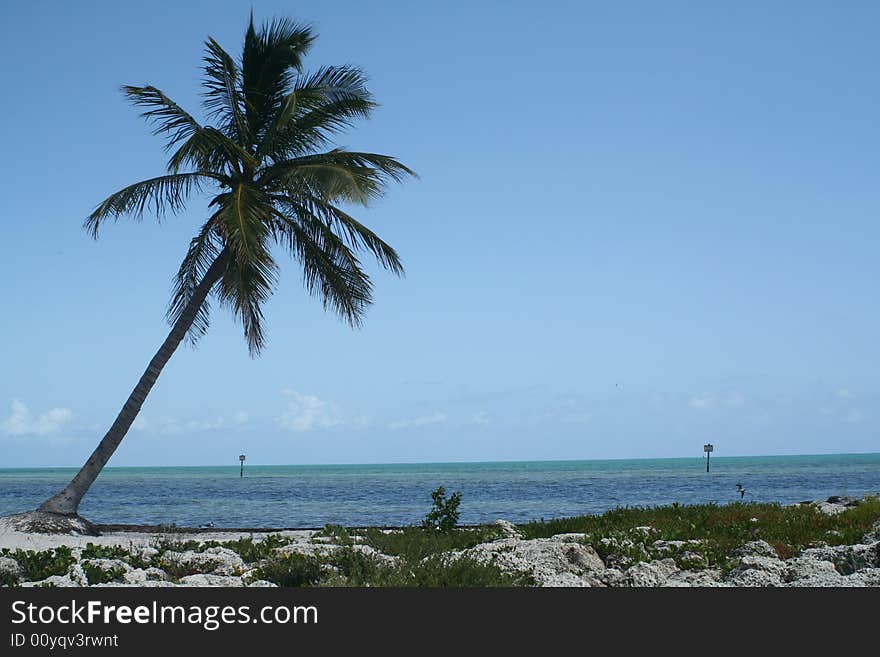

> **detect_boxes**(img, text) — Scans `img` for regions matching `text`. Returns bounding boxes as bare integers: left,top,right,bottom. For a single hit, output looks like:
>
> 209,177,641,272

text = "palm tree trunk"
38,249,230,516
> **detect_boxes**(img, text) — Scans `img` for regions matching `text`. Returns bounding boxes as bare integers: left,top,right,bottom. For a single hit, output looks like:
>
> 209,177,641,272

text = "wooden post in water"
239,454,246,478
704,444,713,472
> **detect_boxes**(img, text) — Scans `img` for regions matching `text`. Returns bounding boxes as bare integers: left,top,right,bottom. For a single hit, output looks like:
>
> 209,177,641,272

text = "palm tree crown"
14,15,414,525
88,15,415,355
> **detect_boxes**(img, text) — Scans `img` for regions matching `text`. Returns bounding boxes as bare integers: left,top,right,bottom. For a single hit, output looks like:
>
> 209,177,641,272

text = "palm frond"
85,173,208,237
260,150,416,204
257,66,376,160
272,208,373,326
167,215,223,345
242,15,315,146
122,85,202,150
216,254,277,356
166,125,257,175
273,193,403,275
203,37,248,147
320,201,404,275
214,184,278,355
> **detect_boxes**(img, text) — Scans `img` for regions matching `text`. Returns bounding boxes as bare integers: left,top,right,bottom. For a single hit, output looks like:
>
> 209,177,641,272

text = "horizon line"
3,449,879,470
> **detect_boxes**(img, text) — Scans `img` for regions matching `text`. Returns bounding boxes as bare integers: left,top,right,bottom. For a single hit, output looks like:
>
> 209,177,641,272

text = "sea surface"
1,453,878,528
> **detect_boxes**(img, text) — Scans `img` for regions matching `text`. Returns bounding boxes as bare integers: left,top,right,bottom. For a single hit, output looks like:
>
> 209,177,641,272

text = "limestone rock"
177,574,245,587
466,537,605,587
785,556,841,583
852,568,880,586
596,568,627,587
0,556,23,578
493,519,522,538
726,556,789,587
826,496,862,507
21,573,82,588
813,502,848,516
552,533,591,543
160,546,245,576
121,566,170,585
666,569,727,587
800,542,880,575
275,543,338,559
732,540,779,559
623,558,679,587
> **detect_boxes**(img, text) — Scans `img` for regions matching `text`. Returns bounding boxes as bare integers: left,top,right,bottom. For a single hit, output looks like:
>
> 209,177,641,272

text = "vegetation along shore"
1,492,878,588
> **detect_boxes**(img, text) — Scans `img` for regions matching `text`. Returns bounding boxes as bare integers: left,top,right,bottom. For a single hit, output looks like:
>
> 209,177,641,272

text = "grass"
519,497,880,569
358,525,505,561
250,552,325,587
382,554,532,587
251,547,532,587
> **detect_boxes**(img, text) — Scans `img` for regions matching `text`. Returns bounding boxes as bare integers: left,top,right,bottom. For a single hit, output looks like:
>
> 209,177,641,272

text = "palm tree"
17,15,413,532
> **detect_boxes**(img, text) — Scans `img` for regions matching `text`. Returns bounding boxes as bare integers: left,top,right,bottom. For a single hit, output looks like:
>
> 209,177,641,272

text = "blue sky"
1,1,877,466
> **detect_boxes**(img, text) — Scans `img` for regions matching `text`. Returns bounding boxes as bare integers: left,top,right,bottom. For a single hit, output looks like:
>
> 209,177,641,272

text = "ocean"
1,453,878,528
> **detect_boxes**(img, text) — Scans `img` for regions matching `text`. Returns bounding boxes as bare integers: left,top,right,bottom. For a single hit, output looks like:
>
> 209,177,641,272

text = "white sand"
0,525,315,552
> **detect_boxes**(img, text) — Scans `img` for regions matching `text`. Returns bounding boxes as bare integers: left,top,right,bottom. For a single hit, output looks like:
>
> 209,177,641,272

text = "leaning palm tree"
9,15,413,533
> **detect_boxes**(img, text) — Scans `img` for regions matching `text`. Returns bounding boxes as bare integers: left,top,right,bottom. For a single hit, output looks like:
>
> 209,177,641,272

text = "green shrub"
81,543,150,569
251,552,324,587
151,533,292,563
321,548,389,586
0,547,75,582
422,487,462,532
0,570,19,587
219,534,292,563
82,561,127,585
81,543,131,560
314,524,354,546
152,538,203,553
158,557,220,580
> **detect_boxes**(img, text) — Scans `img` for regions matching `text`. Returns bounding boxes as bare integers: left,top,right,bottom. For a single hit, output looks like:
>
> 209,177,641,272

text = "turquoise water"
0,453,878,527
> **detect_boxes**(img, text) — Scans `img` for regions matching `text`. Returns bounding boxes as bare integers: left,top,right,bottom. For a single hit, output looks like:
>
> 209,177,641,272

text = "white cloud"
689,392,745,410
275,390,344,432
472,411,490,426
1,399,73,436
725,392,745,408
133,413,246,435
388,412,447,430
843,410,864,424
351,415,373,429
561,411,591,425
185,417,226,432
689,393,715,409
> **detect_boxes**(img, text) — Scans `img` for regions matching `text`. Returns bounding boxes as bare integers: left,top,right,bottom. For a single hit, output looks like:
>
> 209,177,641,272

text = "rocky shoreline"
1,496,878,587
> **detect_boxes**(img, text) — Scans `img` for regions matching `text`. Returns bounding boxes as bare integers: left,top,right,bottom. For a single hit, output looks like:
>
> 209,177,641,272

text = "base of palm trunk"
0,510,100,536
